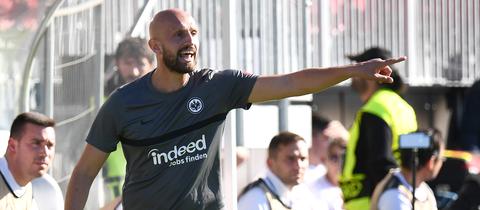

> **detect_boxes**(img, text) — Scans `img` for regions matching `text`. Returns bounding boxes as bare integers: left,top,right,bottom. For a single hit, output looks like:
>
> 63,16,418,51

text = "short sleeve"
213,70,258,110
85,94,122,153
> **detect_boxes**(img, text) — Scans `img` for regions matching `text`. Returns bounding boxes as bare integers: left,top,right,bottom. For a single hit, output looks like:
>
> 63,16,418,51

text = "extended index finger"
384,56,407,65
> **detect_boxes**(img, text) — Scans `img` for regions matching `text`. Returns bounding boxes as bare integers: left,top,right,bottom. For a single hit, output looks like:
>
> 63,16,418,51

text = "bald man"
65,8,405,210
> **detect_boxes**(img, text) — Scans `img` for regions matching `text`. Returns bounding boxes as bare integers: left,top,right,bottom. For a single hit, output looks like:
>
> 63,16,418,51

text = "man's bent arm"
248,57,405,103
65,144,109,210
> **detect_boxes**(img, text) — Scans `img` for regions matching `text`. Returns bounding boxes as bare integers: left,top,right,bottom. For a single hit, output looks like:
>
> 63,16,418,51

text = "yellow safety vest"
104,143,126,197
341,89,417,210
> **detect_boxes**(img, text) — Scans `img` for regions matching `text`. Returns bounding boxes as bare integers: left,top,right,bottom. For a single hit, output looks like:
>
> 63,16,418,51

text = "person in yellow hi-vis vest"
340,47,418,210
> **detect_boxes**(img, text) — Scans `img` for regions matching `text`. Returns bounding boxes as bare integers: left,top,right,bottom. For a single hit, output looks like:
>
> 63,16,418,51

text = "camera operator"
370,129,445,210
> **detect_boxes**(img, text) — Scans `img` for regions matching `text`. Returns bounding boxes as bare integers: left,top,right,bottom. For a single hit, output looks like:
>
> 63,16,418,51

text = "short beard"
163,47,196,74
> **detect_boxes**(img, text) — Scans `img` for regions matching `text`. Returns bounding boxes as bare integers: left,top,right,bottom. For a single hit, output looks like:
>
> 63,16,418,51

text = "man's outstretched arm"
65,144,109,210
248,57,406,103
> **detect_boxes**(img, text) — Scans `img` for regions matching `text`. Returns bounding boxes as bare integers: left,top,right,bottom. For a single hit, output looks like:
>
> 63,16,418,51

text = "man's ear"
7,137,17,154
427,156,436,170
148,40,162,54
266,158,273,169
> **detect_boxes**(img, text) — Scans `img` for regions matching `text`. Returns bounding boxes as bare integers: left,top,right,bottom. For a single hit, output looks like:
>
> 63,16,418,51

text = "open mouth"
179,49,196,63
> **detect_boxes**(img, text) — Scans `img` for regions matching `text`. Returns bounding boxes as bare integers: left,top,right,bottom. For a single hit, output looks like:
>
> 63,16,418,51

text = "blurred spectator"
305,114,348,182
341,47,418,210
104,37,155,96
459,79,480,152
0,112,56,209
371,129,445,210
238,132,319,210
102,37,155,201
307,138,346,210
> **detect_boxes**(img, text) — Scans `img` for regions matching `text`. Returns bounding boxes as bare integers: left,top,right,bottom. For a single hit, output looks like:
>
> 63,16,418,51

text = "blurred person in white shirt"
308,138,346,210
371,129,445,210
305,114,349,182
0,112,56,210
238,131,324,210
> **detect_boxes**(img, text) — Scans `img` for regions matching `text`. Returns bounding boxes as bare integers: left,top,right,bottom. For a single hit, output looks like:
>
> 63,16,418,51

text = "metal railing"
14,0,149,209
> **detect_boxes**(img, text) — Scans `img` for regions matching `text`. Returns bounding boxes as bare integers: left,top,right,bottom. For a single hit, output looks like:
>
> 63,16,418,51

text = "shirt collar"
393,170,429,201
0,157,27,197
393,170,412,191
265,169,293,206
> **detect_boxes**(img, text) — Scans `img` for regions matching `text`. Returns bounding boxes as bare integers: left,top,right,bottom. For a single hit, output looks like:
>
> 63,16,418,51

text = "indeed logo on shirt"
147,134,208,167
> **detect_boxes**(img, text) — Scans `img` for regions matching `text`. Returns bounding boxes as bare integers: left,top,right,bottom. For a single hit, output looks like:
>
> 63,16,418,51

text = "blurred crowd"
233,48,480,210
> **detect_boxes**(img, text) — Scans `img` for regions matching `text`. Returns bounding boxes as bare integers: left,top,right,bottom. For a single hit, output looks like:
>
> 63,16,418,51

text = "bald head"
149,9,196,40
